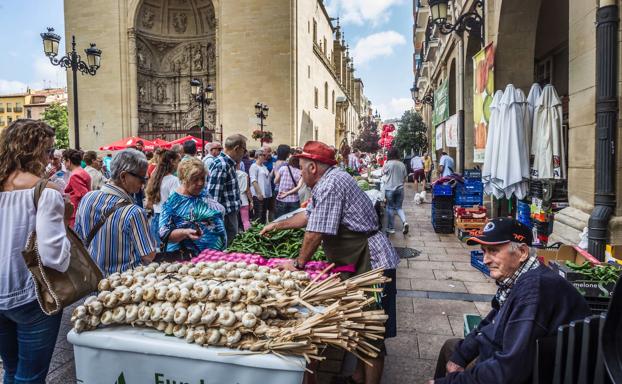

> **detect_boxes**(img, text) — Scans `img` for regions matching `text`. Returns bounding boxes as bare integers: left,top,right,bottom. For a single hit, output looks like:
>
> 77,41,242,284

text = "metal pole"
70,36,80,149
260,112,264,147
200,92,205,156
457,37,465,173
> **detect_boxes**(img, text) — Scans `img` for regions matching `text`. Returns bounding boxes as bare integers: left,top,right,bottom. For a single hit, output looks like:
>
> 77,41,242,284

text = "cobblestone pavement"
0,185,496,384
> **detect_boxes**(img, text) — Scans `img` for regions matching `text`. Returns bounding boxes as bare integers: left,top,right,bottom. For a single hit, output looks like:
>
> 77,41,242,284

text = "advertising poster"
445,114,458,148
472,43,495,163
432,81,449,127
435,123,444,151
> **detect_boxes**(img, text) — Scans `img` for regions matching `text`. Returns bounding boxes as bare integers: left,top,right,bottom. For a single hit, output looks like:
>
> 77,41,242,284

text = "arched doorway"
134,0,217,141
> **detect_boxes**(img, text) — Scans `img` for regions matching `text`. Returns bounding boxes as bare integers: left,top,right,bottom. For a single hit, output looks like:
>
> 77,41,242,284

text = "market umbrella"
531,84,565,180
152,138,170,147
163,135,207,149
99,136,156,151
482,90,504,198
495,84,530,200
526,83,542,154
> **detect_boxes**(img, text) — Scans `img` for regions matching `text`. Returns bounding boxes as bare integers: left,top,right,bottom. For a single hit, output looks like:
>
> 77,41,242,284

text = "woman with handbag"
159,158,227,255
274,156,302,218
0,120,72,384
74,149,158,275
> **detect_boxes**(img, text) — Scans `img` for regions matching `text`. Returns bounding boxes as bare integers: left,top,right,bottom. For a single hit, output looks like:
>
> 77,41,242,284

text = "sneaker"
403,223,409,235
386,228,396,234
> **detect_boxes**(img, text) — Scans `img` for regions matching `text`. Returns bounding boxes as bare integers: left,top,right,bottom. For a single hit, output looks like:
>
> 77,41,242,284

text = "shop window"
7,116,12,124
0,103,4,113
313,19,317,44
6,103,12,112
332,91,335,114
15,102,22,112
27,109,32,119
323,38,327,55
314,87,319,108
0,117,4,126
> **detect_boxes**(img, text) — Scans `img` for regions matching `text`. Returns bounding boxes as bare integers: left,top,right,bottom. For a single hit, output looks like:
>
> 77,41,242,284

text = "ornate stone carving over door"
135,0,216,141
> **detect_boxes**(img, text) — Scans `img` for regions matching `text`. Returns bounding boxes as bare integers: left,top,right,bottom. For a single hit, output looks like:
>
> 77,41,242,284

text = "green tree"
393,110,427,156
42,103,69,149
352,118,380,153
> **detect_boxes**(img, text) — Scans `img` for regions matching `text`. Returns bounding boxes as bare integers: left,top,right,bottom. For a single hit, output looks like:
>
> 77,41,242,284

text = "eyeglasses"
126,171,148,184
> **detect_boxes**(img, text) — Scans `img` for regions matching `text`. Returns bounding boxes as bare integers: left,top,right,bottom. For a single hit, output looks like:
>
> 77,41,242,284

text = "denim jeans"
0,300,62,384
275,200,300,219
385,187,407,230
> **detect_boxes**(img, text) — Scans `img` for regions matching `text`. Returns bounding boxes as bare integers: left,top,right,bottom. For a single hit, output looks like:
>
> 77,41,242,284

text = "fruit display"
227,224,326,261
565,261,621,285
70,262,389,364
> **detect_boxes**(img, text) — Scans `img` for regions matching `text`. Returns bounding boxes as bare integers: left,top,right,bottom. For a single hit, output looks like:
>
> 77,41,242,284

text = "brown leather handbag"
21,179,104,315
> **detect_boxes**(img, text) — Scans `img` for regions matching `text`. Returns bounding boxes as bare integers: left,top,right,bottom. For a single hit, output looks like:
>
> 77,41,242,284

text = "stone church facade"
63,0,370,150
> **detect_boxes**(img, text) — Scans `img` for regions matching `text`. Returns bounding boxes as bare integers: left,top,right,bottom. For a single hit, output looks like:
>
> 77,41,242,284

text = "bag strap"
286,165,297,185
32,178,49,210
84,201,131,248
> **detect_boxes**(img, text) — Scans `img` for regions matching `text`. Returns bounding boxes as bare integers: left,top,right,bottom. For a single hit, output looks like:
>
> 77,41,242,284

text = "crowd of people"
0,118,592,384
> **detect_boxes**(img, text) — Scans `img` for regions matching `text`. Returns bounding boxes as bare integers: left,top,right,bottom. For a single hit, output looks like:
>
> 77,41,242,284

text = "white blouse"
0,187,71,310
153,174,181,214
249,163,272,198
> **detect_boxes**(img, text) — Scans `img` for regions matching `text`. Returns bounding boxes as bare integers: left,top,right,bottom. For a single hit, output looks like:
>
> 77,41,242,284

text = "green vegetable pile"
227,223,326,260
357,179,370,191
565,261,621,285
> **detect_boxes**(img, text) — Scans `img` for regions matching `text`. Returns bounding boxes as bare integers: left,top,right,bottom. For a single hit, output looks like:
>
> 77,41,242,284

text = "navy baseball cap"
466,217,533,246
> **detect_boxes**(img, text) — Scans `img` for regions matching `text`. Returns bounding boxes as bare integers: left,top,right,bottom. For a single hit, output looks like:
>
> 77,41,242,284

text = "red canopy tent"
99,137,156,151
163,135,207,149
152,138,170,147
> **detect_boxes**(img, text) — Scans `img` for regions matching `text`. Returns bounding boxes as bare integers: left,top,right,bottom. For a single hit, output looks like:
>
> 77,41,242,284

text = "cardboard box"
605,244,622,266
536,245,585,266
549,261,617,299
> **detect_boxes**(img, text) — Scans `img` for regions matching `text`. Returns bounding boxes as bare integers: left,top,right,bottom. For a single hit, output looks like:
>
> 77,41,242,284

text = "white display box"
68,326,306,384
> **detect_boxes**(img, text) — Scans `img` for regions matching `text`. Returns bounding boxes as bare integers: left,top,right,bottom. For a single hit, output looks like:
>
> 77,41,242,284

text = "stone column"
128,28,139,137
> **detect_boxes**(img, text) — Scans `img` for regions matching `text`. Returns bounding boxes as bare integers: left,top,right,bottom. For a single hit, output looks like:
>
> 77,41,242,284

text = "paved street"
0,186,496,384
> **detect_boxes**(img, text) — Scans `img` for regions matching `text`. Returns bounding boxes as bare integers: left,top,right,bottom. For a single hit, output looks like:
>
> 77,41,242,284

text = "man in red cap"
261,140,399,384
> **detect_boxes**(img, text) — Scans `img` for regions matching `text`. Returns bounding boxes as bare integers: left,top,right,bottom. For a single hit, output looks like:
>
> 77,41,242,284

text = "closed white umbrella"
526,83,542,156
496,84,530,199
483,90,504,197
531,84,565,179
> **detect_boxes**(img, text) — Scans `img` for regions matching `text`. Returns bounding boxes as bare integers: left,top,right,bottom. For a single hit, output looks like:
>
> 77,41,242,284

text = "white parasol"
482,90,505,197
531,84,565,179
526,83,542,154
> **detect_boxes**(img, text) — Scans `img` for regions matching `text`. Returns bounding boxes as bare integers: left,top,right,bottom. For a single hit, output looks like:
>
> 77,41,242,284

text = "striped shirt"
74,184,157,275
306,167,399,270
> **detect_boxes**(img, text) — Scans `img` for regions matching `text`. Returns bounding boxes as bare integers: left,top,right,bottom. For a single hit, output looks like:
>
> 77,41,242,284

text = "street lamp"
41,27,101,149
429,0,484,42
255,102,269,146
411,84,434,107
190,79,214,156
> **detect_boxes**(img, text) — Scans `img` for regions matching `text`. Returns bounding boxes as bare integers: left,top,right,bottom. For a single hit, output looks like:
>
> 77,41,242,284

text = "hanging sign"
445,114,458,148
472,43,495,163
432,81,449,127
435,123,444,150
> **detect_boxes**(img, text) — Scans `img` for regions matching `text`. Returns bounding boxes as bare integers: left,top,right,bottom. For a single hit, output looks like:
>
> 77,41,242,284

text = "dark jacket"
437,265,590,384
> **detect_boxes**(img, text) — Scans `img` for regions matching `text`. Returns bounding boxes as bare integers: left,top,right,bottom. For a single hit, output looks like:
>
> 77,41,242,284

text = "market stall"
99,136,157,151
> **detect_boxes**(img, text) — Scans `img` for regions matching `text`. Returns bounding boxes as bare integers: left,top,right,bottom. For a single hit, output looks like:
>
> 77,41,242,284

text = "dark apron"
322,225,372,280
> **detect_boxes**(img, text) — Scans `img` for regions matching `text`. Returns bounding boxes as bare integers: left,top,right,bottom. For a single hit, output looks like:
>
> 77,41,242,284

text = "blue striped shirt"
75,184,157,275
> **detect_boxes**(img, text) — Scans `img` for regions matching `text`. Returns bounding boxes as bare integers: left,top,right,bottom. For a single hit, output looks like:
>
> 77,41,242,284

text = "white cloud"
0,80,29,94
352,31,406,65
376,97,413,120
325,0,404,26
33,56,66,89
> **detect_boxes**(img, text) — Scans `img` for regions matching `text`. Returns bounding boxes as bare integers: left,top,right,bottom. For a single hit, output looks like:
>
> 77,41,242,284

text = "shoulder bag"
22,179,123,315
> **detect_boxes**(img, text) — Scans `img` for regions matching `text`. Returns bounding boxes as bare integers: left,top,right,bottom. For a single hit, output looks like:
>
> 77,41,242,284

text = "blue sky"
0,0,414,119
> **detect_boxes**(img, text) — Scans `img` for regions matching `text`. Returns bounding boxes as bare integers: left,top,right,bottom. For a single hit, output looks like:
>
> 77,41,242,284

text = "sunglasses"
126,171,148,183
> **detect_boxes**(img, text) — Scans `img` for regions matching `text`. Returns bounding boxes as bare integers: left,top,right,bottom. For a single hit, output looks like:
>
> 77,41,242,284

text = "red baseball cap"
294,141,337,166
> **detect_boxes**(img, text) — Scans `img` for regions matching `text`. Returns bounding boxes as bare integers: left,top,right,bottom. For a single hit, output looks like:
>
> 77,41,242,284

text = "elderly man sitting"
431,218,589,384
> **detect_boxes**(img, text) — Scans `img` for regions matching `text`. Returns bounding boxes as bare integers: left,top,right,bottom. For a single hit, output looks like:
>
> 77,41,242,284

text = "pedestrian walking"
236,162,252,230
182,140,197,162
439,151,455,177
45,149,69,191
83,150,107,190
74,149,157,275
206,134,247,245
249,148,272,224
0,119,72,384
275,155,302,218
202,141,222,173
384,148,409,235
410,153,426,192
145,150,181,245
63,149,91,227
423,152,433,184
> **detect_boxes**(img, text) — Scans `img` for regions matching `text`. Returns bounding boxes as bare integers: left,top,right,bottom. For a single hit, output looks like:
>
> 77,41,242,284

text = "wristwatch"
293,259,305,270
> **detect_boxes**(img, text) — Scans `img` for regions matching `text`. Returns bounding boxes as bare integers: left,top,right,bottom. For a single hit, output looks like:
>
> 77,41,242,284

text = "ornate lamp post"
411,85,434,107
41,28,101,149
254,103,269,146
428,0,484,41
190,79,214,155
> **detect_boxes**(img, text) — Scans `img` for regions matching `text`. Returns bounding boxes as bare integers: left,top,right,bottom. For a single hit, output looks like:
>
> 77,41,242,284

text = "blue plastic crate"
470,250,490,276
456,180,484,194
433,184,453,196
463,169,482,179
455,194,483,206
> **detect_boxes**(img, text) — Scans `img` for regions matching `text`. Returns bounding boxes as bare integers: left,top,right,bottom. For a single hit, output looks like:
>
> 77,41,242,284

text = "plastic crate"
456,180,484,194
433,184,453,196
432,197,454,210
463,169,482,179
433,224,454,234
455,193,484,206
470,250,490,276
463,314,483,337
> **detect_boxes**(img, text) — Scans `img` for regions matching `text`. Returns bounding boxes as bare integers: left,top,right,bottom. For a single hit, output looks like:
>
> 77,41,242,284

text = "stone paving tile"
474,301,492,316
427,252,471,262
448,315,467,337
464,281,499,295
397,296,415,313
432,270,493,283
453,262,475,271
397,278,413,290
410,279,468,293
412,313,454,336
381,356,436,384
412,297,480,317
386,331,419,358
417,333,454,360
408,260,456,271
46,359,76,384
396,268,433,279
